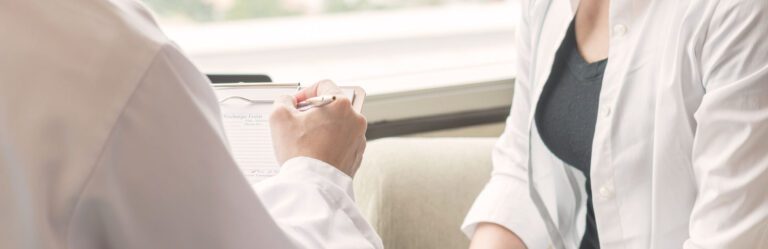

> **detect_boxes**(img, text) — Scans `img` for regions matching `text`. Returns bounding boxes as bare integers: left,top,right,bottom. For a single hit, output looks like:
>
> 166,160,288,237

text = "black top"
534,21,606,249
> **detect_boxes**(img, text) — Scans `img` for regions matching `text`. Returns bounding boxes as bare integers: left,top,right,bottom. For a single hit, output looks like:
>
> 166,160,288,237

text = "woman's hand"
469,222,528,249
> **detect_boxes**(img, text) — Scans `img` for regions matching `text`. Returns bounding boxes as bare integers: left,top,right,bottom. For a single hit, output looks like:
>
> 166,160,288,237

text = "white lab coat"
0,0,383,248
463,0,768,248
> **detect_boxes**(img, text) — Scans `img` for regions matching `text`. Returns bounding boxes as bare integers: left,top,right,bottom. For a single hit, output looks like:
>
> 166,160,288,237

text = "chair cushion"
354,137,496,249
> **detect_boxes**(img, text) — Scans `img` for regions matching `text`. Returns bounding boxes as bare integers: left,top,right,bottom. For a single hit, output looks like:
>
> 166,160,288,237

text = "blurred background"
145,0,505,22
142,0,518,138
141,2,519,247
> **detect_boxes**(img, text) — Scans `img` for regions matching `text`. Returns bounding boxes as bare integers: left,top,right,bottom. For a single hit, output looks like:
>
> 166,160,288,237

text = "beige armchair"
354,137,496,249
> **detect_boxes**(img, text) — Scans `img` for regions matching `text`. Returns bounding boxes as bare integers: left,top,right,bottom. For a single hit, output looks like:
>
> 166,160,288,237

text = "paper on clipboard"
214,83,365,185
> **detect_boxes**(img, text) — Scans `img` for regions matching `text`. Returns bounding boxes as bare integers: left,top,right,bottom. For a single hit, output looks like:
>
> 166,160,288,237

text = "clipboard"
214,82,366,112
212,82,366,185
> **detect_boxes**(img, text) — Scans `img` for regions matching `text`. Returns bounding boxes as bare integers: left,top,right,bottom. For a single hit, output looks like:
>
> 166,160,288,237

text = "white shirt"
463,0,768,248
0,1,383,248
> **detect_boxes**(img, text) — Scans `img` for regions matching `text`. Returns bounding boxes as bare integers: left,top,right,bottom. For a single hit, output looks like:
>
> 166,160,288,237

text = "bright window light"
143,0,518,95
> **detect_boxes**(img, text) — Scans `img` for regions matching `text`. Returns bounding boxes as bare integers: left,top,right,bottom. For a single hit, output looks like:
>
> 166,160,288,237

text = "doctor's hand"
269,80,367,177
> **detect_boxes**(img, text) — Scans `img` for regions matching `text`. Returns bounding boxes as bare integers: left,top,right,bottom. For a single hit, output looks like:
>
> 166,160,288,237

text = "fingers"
349,140,365,177
274,94,298,109
271,95,298,121
327,95,353,111
295,80,345,102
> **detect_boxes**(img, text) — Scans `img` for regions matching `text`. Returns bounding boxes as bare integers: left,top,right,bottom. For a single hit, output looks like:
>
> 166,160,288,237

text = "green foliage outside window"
225,0,299,20
143,0,497,23
143,0,216,22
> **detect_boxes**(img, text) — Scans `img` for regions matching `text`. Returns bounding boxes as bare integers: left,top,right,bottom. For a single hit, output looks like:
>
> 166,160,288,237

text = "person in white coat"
463,0,768,248
0,0,382,248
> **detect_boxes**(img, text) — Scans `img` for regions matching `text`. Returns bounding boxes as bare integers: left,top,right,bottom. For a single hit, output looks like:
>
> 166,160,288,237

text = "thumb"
316,80,345,96
296,80,345,102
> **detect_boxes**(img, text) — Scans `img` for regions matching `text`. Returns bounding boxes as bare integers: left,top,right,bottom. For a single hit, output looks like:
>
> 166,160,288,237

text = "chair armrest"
354,137,496,249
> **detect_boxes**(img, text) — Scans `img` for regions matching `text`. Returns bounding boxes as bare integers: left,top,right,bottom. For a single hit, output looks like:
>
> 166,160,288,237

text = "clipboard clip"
219,96,275,104
215,82,302,104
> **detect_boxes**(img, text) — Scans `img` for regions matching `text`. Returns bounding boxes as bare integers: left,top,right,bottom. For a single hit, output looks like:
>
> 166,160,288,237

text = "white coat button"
603,107,612,117
613,24,628,37
598,181,615,200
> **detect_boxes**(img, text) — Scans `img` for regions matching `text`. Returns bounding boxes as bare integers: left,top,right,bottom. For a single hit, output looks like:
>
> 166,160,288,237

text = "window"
144,0,508,23
144,0,517,132
145,0,516,91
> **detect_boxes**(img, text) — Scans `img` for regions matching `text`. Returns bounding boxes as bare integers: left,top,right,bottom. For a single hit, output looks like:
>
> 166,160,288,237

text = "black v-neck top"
534,21,606,249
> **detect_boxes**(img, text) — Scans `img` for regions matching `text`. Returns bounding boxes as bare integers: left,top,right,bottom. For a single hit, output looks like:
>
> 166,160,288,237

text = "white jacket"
463,0,768,248
0,0,382,248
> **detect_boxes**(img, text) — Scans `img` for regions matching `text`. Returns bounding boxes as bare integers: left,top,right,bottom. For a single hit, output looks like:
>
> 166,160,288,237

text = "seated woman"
462,0,768,248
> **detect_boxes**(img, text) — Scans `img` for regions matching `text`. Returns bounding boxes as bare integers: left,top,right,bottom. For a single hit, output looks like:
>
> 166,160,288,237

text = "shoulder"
702,0,768,50
106,0,172,47
709,0,767,26
0,0,175,78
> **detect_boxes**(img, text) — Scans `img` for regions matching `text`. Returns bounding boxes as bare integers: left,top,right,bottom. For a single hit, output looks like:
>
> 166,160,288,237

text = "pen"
297,95,337,111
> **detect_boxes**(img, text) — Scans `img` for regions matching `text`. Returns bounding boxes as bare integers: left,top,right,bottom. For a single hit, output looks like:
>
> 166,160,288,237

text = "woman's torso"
535,20,606,249
525,0,716,247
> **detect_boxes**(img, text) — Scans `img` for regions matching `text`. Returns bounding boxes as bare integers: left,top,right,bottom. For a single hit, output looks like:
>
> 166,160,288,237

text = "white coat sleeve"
686,0,768,248
256,157,384,248
68,44,381,249
460,1,550,248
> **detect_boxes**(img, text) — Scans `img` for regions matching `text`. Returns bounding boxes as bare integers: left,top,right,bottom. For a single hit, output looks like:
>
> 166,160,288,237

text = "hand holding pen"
297,95,337,111
269,80,367,177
